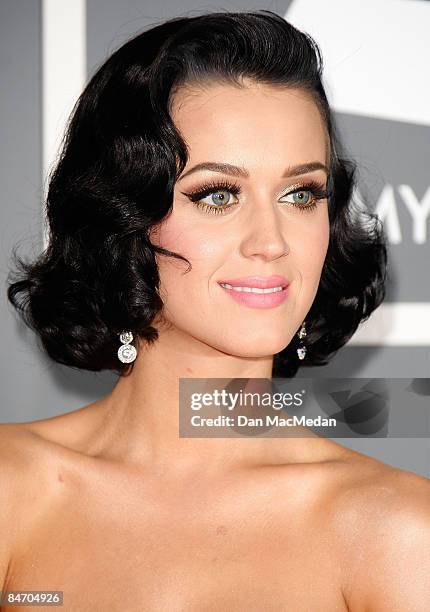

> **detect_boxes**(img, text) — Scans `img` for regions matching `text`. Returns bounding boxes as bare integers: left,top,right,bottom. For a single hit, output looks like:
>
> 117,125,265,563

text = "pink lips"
217,275,290,309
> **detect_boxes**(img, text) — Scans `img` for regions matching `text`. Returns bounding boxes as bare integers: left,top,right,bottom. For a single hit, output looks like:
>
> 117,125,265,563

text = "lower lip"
218,284,289,309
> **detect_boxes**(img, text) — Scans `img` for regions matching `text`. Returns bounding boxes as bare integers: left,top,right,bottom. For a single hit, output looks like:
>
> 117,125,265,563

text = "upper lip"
217,275,290,289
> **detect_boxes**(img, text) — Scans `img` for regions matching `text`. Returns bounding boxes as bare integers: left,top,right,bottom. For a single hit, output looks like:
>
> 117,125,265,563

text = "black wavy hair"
6,10,387,378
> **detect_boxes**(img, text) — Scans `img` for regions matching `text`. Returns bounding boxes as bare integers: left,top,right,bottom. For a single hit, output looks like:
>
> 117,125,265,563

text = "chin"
210,334,291,359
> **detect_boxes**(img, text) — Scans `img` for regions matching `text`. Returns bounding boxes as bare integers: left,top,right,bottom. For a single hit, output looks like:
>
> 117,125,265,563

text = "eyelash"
181,178,331,215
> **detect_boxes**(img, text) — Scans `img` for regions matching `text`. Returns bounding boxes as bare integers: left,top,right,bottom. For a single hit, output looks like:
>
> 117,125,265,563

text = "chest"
7,468,349,611
8,517,346,612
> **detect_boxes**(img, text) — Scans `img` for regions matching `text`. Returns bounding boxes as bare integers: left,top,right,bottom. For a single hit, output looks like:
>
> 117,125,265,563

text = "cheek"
295,216,330,287
150,219,224,301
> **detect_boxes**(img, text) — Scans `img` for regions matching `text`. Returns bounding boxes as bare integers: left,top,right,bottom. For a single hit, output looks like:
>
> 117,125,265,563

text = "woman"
2,10,430,611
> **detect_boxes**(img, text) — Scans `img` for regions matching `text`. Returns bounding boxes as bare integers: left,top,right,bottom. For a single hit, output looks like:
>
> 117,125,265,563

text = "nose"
239,198,290,262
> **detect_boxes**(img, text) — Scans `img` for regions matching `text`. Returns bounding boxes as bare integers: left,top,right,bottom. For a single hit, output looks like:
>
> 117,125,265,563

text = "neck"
93,325,321,476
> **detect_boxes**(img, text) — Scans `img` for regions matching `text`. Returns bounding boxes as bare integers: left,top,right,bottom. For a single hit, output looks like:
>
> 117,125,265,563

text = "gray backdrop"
1,0,429,476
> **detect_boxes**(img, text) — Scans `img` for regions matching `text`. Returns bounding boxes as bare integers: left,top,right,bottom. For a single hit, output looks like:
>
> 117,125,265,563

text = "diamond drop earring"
117,331,137,363
297,321,307,360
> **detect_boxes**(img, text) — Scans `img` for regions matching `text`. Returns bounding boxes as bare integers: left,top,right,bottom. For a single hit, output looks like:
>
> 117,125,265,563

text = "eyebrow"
177,161,329,181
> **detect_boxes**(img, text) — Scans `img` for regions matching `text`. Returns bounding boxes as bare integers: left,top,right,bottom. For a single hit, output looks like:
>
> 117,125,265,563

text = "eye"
181,179,241,215
283,190,313,205
280,180,331,212
200,189,237,207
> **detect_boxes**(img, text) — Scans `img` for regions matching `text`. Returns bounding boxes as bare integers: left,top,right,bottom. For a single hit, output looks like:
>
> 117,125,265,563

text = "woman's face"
150,79,330,358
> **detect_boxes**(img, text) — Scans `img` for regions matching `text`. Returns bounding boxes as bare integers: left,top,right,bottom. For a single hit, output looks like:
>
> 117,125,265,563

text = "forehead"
170,80,329,169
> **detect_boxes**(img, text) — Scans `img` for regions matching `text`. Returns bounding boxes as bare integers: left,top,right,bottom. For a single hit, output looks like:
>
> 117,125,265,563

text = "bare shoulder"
0,425,27,555
0,422,57,586
0,407,98,584
331,446,430,611
0,403,112,590
0,401,103,487
0,419,69,504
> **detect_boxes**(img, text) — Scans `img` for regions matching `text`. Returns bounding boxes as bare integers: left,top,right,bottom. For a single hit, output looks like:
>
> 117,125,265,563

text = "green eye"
279,180,330,211
282,190,313,205
205,190,235,206
182,180,242,215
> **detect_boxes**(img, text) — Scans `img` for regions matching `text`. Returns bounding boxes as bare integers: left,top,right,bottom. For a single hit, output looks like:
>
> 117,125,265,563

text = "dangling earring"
297,321,307,360
117,330,137,363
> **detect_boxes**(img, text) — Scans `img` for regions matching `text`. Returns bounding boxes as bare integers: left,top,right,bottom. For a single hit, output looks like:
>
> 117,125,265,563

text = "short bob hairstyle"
7,10,387,378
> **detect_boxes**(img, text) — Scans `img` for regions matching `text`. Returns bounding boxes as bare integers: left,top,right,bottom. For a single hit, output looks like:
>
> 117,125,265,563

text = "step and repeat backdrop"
1,0,429,475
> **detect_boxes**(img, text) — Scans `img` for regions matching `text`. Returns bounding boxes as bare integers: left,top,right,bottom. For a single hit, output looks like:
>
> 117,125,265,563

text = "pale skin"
1,79,430,611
